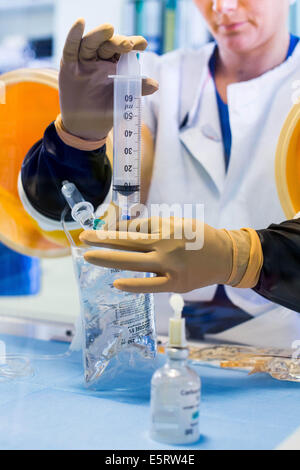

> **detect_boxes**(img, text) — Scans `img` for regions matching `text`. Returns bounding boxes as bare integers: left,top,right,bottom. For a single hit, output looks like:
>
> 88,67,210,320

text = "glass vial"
150,347,201,445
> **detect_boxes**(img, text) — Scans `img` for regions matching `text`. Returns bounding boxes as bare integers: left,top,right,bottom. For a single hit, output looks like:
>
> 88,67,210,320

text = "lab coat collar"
227,42,300,108
180,42,215,128
222,42,300,203
179,43,225,194
179,80,226,195
184,41,300,118
179,41,300,196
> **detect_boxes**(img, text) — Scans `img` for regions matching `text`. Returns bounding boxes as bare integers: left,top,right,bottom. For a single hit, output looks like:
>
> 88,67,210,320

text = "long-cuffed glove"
79,217,263,293
57,18,158,143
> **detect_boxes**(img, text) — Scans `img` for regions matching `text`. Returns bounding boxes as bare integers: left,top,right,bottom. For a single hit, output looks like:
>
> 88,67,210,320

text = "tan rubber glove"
79,217,263,293
58,18,158,142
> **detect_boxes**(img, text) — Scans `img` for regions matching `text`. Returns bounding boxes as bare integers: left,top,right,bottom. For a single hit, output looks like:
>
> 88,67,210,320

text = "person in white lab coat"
20,0,300,348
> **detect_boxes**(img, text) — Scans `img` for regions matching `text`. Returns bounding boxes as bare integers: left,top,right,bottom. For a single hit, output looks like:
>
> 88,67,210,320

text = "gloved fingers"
128,36,158,96
126,35,148,51
96,34,158,95
83,250,159,272
142,78,159,96
98,202,123,231
79,23,114,61
62,18,85,63
117,217,160,234
98,35,136,60
97,34,147,60
80,229,156,252
114,275,171,293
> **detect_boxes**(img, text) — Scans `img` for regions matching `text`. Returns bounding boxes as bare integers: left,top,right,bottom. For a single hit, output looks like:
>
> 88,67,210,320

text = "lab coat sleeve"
20,122,112,226
254,218,300,314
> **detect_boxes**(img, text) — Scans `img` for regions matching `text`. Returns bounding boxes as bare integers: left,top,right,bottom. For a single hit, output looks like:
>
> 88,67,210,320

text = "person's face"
193,0,290,53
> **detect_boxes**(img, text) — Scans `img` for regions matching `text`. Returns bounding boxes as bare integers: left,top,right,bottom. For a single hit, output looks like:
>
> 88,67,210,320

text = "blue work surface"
0,333,299,450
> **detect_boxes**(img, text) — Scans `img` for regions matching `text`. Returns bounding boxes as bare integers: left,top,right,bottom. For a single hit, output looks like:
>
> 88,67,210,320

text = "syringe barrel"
112,76,142,209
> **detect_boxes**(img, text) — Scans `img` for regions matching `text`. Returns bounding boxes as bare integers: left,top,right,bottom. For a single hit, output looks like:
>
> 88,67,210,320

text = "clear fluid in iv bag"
72,246,156,388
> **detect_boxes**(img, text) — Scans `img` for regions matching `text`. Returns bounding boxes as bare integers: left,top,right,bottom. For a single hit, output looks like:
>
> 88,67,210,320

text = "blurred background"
0,0,299,342
0,0,209,73
1,0,299,73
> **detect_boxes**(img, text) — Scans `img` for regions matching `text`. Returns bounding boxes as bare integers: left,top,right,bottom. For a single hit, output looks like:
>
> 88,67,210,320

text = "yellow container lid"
0,68,71,258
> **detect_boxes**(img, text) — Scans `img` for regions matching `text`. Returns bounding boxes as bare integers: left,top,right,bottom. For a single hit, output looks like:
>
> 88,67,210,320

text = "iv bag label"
113,294,154,345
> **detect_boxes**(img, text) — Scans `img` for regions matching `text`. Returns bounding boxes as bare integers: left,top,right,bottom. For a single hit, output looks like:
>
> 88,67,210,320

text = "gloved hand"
79,217,263,293
58,18,158,141
93,201,123,231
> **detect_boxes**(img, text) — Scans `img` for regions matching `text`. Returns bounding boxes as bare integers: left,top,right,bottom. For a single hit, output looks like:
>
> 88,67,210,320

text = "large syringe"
109,51,142,218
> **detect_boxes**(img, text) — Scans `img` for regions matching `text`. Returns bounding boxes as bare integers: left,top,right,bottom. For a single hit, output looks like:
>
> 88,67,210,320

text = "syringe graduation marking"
113,184,140,197
111,52,142,211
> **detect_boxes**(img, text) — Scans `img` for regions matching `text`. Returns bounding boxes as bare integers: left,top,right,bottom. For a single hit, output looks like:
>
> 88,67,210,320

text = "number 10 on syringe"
110,52,142,217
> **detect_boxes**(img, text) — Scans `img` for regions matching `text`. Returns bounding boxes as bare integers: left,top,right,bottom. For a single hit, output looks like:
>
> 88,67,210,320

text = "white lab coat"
140,42,300,348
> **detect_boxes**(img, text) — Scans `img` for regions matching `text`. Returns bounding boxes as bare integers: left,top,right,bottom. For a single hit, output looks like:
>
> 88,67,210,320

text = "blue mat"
0,333,299,450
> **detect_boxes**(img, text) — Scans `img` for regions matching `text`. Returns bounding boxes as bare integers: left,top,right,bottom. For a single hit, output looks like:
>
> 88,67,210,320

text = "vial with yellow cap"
150,294,201,445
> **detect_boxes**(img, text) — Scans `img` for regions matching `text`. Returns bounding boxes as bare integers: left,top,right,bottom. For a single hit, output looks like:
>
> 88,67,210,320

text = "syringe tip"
117,51,141,77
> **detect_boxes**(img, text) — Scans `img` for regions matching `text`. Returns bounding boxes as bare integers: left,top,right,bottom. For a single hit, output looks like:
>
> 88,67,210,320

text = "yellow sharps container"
276,101,300,219
0,68,82,258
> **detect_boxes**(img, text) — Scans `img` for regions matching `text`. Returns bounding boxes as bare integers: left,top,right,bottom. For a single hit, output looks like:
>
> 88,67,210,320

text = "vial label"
152,385,201,441
179,387,201,438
